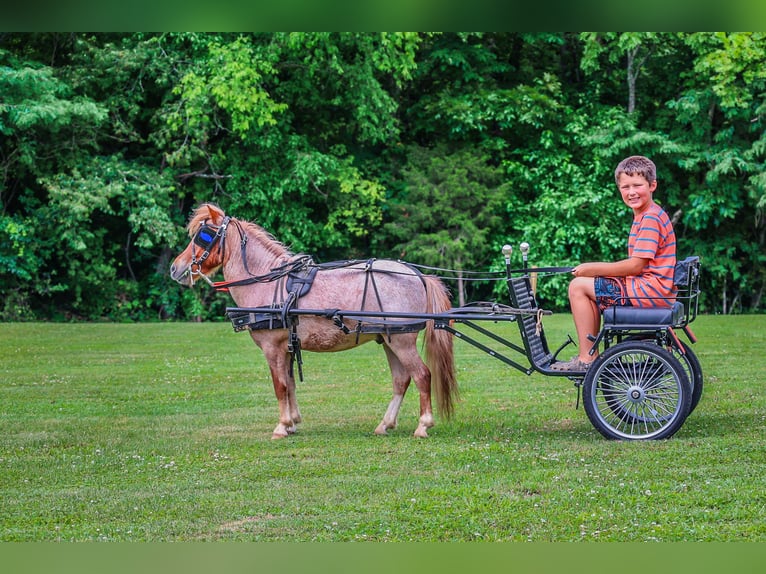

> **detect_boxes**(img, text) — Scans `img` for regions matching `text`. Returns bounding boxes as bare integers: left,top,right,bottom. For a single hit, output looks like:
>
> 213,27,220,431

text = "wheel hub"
627,385,645,403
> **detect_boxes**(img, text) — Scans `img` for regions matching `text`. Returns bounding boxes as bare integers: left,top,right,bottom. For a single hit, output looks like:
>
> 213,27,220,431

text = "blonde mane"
237,219,292,260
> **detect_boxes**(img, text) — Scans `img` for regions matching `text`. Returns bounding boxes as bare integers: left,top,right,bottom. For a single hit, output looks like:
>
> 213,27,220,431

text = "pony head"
170,203,230,286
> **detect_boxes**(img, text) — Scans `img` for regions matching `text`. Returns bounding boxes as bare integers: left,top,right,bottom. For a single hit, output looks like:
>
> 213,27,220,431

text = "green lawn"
1,314,765,541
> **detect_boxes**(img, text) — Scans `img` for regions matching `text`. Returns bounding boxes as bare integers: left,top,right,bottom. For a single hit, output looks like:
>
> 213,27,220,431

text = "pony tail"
424,276,459,418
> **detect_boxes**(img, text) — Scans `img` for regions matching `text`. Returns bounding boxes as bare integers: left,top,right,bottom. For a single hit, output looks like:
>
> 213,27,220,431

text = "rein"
213,255,313,292
401,262,574,281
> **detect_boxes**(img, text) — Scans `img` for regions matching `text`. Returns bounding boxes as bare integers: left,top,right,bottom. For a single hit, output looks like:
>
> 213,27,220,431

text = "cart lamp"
520,242,529,267
502,244,513,264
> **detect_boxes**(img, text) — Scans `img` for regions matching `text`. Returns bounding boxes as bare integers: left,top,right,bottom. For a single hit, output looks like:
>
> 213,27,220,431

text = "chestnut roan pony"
170,203,457,439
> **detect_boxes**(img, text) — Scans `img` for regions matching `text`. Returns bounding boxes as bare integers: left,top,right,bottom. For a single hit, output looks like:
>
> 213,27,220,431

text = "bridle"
186,214,282,289
189,215,231,284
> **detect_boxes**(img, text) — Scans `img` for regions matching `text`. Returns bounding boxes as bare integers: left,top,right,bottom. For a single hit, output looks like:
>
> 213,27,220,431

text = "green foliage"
0,33,764,320
163,35,287,164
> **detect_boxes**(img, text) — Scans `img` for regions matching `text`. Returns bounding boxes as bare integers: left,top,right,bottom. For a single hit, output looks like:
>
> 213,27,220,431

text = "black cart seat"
602,301,685,328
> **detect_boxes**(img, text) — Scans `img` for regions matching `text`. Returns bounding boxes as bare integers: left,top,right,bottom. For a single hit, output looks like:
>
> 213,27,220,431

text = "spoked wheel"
583,341,692,440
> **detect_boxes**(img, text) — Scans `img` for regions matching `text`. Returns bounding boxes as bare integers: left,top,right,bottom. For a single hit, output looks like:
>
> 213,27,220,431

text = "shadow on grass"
679,410,764,440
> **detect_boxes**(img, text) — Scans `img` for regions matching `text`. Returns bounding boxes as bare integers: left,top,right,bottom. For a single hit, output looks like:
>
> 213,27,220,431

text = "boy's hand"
572,263,597,277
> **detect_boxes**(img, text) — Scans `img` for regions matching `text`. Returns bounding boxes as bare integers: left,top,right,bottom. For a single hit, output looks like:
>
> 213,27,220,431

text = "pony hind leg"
380,336,435,438
375,345,412,435
411,362,435,438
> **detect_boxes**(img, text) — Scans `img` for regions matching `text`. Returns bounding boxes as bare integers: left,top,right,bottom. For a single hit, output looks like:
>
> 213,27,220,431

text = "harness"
192,217,428,381
223,258,428,381
189,216,231,284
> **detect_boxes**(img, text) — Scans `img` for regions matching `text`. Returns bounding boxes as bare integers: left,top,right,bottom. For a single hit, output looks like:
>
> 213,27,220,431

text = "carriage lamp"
520,242,530,267
502,244,513,259
502,245,513,276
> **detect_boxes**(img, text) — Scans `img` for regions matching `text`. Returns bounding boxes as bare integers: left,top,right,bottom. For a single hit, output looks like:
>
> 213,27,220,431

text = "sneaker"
549,356,592,372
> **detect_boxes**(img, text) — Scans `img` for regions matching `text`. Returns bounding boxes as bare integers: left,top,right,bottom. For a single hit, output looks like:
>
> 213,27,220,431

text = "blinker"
194,225,218,249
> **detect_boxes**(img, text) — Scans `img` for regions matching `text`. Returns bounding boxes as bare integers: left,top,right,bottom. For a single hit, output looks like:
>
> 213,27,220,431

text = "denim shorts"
594,277,630,311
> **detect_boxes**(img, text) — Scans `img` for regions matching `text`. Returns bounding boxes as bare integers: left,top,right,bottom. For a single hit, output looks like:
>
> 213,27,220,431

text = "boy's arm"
572,256,649,278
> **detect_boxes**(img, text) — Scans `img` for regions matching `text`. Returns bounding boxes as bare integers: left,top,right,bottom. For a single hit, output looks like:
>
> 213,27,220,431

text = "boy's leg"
568,276,600,363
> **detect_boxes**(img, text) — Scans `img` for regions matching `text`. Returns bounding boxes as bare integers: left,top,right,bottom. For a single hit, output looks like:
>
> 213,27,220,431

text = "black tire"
673,340,703,415
625,335,703,415
583,341,692,440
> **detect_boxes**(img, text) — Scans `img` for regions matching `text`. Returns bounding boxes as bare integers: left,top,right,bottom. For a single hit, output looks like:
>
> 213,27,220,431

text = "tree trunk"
627,47,637,114
625,45,652,114
751,277,764,311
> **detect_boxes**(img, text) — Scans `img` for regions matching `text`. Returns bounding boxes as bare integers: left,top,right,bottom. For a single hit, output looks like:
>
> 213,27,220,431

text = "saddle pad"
285,265,320,298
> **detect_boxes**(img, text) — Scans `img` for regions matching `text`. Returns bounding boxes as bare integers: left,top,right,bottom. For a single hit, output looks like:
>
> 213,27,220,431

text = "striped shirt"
626,203,677,307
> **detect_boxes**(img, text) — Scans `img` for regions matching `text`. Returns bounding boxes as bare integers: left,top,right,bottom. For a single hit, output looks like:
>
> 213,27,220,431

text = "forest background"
1,32,764,322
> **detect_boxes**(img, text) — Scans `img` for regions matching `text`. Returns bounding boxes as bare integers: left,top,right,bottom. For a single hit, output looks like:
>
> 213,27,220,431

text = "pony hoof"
374,423,389,435
272,425,291,439
413,426,429,438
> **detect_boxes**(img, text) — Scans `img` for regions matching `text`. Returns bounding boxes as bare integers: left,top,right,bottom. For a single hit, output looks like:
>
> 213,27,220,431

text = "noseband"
190,216,231,283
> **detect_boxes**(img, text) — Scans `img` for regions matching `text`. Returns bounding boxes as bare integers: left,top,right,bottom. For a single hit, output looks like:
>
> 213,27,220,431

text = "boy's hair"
615,155,657,184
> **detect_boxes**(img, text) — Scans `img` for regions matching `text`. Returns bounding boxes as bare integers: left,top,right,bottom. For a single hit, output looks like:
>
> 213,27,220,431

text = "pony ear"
205,203,226,225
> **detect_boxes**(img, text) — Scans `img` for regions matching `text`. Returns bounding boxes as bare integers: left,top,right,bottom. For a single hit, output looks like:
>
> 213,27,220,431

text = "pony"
170,203,457,439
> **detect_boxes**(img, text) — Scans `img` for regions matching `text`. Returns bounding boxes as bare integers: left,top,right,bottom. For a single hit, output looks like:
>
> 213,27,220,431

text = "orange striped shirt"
626,203,677,307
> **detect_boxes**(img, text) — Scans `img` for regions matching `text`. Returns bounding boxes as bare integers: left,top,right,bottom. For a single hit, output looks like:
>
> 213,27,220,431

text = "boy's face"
617,172,657,214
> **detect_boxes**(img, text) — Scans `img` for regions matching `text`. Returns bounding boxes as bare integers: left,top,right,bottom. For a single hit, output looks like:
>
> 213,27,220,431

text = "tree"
384,145,507,306
580,32,681,114
1,32,765,320
0,45,107,318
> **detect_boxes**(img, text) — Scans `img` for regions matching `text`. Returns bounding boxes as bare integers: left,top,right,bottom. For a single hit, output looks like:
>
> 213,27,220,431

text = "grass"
1,314,765,541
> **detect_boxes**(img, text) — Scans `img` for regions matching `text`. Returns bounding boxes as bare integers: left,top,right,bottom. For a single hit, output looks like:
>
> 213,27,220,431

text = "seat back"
672,255,701,326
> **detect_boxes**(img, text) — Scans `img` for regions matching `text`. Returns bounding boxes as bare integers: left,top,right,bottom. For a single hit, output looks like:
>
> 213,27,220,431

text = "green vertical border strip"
2,542,766,574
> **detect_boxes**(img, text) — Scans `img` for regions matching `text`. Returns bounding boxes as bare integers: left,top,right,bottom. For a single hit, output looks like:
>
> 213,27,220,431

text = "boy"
550,155,677,372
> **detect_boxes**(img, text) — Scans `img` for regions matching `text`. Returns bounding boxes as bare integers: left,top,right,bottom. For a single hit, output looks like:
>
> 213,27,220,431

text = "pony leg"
286,374,302,427
404,350,435,438
375,394,405,435
261,343,300,439
381,339,435,438
375,345,411,435
278,362,302,436
282,350,302,426
412,368,435,438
